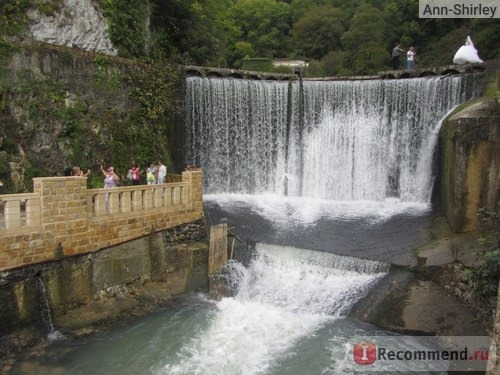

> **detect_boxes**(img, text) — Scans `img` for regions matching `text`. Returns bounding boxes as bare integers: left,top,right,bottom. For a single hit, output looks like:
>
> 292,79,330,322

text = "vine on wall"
0,40,180,193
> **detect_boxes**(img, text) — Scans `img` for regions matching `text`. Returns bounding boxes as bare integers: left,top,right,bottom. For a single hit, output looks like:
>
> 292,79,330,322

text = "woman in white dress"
453,36,483,64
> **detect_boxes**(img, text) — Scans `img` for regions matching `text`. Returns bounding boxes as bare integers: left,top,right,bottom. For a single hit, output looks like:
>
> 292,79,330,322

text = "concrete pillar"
182,170,203,208
208,223,227,276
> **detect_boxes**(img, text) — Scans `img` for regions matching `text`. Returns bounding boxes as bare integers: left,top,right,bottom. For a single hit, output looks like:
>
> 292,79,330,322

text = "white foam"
159,244,387,374
205,193,430,225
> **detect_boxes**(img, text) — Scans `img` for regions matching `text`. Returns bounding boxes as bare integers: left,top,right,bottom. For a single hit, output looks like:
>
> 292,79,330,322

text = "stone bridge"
182,63,486,81
182,65,297,80
0,170,203,271
378,63,485,79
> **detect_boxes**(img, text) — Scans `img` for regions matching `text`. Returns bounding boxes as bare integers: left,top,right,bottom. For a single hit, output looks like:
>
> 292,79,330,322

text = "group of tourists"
127,161,167,186
99,161,168,187
391,43,416,71
100,161,168,188
64,161,168,188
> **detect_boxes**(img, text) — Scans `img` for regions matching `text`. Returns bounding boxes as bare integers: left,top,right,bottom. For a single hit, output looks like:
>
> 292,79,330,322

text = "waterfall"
185,75,480,203
35,276,62,340
185,77,289,194
161,244,387,374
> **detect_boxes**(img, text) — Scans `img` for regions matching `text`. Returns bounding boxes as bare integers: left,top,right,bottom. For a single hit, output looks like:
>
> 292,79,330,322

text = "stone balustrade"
0,193,41,230
0,170,203,271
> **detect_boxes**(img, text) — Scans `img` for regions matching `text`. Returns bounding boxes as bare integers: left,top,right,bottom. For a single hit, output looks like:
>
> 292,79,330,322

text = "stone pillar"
33,177,90,256
208,223,227,276
182,170,203,209
3,200,20,228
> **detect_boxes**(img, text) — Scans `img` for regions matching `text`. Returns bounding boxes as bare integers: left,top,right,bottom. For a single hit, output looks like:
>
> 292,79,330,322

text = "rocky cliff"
27,0,117,55
0,43,140,192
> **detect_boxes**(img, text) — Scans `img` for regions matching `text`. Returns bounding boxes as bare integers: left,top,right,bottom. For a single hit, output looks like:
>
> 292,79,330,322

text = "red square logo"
354,342,377,364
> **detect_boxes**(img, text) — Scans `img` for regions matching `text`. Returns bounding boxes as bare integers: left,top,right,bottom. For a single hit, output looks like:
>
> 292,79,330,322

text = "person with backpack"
146,162,157,185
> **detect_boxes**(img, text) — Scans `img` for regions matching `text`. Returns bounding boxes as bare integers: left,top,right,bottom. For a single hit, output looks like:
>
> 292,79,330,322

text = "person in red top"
129,163,141,185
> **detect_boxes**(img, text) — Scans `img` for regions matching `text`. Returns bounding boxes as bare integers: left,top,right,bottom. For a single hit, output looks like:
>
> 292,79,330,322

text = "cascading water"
185,75,480,203
185,77,289,194
23,245,392,375
15,75,484,374
35,277,62,340
159,244,388,375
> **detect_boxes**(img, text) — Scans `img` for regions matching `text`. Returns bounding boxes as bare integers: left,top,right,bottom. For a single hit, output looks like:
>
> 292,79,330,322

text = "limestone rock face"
27,0,117,55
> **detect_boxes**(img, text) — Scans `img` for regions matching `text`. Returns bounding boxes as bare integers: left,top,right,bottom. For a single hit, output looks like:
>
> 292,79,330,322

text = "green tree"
225,0,292,66
149,0,232,65
290,5,347,60
340,3,389,74
470,19,500,60
99,0,149,58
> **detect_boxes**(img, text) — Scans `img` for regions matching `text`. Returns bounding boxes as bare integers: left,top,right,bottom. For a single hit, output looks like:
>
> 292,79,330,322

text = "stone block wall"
0,219,208,337
0,170,204,270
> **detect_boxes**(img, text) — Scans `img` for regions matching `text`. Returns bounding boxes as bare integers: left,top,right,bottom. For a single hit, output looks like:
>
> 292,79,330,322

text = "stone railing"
88,183,189,217
0,193,41,231
0,170,203,271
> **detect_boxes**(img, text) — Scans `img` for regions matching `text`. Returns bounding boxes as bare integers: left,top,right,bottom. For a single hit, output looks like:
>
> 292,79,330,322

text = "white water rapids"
158,244,388,375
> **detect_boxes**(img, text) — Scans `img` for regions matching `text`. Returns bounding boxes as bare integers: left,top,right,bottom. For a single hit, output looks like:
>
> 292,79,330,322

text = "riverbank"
349,265,491,336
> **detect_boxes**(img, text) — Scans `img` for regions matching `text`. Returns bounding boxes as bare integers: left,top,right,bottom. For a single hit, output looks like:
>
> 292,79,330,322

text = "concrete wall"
440,98,499,233
0,220,208,337
0,170,203,271
208,223,228,276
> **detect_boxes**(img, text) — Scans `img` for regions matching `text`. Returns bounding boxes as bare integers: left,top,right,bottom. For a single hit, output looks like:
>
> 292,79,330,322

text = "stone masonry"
0,170,203,271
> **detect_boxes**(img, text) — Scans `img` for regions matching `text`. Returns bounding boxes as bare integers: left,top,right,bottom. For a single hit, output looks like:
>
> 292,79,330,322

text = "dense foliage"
467,208,500,301
124,0,500,75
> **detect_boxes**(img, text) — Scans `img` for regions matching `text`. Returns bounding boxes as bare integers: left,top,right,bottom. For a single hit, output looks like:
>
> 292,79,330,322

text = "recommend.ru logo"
343,336,496,372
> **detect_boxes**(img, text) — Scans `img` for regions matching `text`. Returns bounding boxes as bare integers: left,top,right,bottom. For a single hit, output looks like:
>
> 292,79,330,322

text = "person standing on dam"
391,43,405,70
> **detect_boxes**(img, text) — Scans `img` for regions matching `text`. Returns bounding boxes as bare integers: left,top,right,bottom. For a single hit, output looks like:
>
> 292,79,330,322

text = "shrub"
467,207,500,300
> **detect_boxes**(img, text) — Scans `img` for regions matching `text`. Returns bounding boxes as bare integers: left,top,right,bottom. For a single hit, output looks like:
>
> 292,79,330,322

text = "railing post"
95,194,107,216
4,200,20,228
152,188,160,208
108,192,119,214
144,189,153,209
25,197,41,226
120,191,131,213
132,190,142,211
172,186,180,205
164,187,172,207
